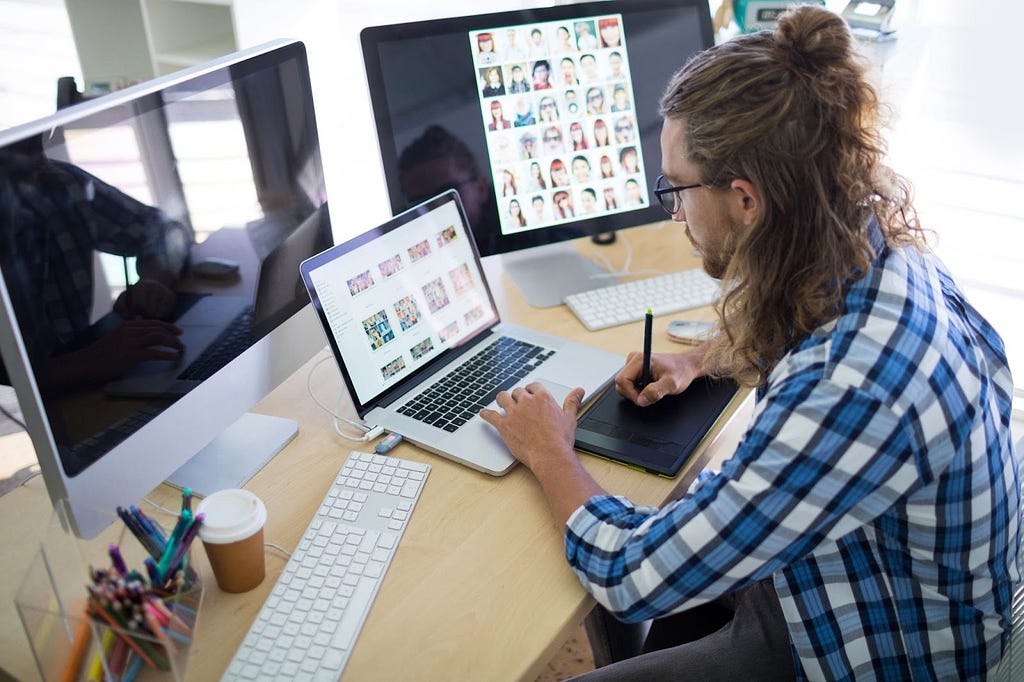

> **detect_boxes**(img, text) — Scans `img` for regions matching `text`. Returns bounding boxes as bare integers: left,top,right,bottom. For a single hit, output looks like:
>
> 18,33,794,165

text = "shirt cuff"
564,495,658,562
687,468,717,496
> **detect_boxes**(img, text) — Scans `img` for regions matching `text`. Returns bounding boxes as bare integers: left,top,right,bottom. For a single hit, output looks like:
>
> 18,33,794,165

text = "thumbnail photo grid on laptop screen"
308,201,496,401
472,14,649,236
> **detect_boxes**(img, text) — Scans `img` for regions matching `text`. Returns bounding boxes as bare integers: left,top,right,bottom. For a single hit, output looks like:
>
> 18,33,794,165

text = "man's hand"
48,319,185,391
480,381,608,527
480,382,584,473
91,319,184,372
615,348,705,407
113,279,177,320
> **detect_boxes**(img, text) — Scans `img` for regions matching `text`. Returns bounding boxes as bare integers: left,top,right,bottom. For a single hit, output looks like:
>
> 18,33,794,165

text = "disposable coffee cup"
196,489,267,593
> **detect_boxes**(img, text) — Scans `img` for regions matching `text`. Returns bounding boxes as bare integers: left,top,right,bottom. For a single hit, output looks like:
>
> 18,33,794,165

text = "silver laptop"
299,190,623,475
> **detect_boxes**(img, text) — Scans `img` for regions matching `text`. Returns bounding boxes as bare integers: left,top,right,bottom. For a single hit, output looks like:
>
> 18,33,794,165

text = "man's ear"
728,178,761,226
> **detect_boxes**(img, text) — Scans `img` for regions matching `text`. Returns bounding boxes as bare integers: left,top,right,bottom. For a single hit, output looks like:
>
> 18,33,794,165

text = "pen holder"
14,499,203,682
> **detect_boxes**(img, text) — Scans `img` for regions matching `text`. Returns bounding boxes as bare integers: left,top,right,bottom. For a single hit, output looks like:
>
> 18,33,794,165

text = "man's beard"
684,223,731,280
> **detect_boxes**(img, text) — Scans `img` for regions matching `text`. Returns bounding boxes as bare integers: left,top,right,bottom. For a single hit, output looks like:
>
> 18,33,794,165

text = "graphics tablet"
574,376,741,477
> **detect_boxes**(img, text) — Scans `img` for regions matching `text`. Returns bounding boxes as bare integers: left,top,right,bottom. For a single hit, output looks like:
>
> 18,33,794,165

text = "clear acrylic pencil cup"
15,499,204,681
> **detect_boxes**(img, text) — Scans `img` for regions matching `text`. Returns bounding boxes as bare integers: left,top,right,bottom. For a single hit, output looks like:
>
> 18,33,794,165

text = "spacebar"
330,577,376,652
479,375,521,407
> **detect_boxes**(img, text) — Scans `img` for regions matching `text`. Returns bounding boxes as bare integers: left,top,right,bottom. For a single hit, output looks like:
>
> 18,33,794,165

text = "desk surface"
0,223,751,681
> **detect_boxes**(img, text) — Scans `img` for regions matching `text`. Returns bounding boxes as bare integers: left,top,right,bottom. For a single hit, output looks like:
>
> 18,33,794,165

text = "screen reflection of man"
398,125,498,235
0,136,191,394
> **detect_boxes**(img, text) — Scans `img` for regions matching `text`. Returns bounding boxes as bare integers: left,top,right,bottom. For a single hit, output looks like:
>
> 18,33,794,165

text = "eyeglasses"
653,174,702,215
543,134,561,142
588,93,604,101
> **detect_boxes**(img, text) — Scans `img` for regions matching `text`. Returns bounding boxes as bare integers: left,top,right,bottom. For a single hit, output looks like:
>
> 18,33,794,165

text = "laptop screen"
301,191,500,409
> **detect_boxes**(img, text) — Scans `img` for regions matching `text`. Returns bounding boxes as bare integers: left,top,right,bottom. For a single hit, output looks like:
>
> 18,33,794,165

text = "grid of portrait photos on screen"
471,14,648,236
343,223,490,388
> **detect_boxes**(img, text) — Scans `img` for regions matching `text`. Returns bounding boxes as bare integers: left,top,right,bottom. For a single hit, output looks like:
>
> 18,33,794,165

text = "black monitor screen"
0,42,332,477
361,0,714,257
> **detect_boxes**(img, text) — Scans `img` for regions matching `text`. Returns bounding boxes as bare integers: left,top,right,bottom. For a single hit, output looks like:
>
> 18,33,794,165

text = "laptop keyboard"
396,336,555,432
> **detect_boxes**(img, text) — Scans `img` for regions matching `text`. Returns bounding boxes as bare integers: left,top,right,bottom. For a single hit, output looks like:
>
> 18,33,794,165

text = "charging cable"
306,354,384,442
586,228,666,280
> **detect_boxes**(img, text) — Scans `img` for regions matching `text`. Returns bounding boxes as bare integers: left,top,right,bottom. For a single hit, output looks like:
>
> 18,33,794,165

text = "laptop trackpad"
533,379,573,409
489,378,573,411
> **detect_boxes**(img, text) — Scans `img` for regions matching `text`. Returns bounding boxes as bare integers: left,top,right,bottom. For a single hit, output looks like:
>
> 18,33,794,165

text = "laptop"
299,190,624,475
104,206,331,398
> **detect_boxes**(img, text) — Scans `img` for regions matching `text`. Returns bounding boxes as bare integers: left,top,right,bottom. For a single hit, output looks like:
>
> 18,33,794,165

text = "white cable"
0,404,26,430
264,542,292,559
142,496,181,516
586,229,665,280
306,354,381,443
18,469,42,487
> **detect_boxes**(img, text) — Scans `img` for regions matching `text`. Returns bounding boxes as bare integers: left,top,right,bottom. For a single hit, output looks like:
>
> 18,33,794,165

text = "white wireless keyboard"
564,268,721,331
222,451,429,681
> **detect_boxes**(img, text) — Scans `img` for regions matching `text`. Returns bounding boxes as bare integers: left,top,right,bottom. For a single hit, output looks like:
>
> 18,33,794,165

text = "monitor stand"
500,242,616,308
164,412,297,496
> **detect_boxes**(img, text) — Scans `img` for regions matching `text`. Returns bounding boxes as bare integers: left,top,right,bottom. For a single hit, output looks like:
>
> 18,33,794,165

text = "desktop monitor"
360,0,714,306
0,40,333,538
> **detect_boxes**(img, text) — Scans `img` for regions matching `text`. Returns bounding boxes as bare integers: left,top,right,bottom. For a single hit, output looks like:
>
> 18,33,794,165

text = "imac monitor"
360,0,714,306
0,40,333,537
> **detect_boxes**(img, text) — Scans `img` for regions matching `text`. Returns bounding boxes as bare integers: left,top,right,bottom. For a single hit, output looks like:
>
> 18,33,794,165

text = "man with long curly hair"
482,6,1019,680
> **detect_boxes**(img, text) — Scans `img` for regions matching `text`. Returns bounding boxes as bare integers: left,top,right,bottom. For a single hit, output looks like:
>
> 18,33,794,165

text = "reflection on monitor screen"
0,40,332,537
361,0,714,305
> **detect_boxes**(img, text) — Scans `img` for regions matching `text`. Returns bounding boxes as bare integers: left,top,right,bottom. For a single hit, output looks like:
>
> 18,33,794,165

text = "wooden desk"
0,222,750,681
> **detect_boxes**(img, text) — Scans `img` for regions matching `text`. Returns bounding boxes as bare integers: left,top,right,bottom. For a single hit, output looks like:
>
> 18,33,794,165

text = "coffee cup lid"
196,488,267,544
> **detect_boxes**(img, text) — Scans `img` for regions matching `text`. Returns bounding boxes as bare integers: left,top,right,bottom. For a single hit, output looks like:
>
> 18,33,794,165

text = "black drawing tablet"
574,376,740,477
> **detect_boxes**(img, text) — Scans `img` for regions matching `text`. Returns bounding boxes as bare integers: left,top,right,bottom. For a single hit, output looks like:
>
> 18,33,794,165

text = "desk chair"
993,578,1024,681
992,433,1024,681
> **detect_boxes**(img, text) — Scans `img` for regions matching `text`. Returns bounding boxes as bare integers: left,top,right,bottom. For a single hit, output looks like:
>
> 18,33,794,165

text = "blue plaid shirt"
565,240,1020,680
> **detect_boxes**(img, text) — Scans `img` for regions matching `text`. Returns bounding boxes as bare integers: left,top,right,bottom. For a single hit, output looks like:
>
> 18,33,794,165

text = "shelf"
67,0,238,88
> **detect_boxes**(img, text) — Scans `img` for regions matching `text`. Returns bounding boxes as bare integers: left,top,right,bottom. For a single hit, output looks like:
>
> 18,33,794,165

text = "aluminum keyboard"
223,451,429,681
564,268,720,331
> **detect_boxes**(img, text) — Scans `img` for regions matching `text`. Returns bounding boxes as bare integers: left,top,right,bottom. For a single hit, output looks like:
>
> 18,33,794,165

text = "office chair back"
991,434,1024,681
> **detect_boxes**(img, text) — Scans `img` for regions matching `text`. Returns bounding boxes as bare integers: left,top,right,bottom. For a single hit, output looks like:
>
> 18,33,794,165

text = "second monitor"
360,0,715,306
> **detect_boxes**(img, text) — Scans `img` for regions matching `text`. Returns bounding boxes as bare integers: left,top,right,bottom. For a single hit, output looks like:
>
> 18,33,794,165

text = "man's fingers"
479,407,500,426
123,319,182,335
563,387,585,415
637,382,667,407
524,381,555,395
138,347,185,362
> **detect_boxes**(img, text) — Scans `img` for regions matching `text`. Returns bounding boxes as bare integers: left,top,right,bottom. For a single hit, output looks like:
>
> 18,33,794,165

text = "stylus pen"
639,308,653,389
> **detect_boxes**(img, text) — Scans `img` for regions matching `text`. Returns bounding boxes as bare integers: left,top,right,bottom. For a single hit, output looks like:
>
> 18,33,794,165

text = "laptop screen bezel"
299,190,502,416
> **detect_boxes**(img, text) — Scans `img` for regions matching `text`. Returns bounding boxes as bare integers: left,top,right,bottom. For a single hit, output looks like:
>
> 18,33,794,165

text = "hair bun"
773,5,852,73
